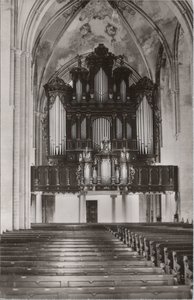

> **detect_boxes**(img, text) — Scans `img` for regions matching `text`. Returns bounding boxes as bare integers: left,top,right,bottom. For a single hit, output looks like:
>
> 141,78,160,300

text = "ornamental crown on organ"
44,44,158,185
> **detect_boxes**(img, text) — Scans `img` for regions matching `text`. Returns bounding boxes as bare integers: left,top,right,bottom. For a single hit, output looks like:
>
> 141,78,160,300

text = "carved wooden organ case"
44,44,160,176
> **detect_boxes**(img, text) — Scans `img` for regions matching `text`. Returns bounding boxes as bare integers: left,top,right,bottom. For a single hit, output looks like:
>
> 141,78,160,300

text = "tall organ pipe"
76,79,82,102
94,68,108,102
92,118,110,148
49,96,66,155
120,80,126,102
136,96,153,155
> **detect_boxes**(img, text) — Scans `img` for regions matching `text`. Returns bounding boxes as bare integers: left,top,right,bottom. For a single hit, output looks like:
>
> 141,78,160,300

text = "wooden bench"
107,224,193,287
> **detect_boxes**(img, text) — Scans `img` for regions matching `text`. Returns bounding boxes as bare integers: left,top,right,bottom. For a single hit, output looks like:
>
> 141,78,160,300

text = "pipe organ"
43,44,161,188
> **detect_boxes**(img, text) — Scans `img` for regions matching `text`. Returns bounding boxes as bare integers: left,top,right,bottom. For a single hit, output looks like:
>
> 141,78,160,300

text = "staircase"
0,224,192,299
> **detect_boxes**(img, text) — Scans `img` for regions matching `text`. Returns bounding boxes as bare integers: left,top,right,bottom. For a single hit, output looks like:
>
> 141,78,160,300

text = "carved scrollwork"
128,166,135,184
135,77,156,106
48,95,56,110
40,105,49,155
85,44,116,71
76,165,82,185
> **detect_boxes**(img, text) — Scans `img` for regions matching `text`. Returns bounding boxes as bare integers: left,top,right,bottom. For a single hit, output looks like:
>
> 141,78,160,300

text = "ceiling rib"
32,0,81,63
37,1,89,110
118,0,173,68
114,4,153,80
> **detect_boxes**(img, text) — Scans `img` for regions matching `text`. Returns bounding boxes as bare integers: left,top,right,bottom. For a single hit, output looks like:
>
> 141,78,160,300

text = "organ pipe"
136,96,153,155
127,123,132,139
94,68,108,102
76,79,82,102
120,80,126,102
116,118,122,139
49,96,66,155
92,118,110,148
81,118,86,139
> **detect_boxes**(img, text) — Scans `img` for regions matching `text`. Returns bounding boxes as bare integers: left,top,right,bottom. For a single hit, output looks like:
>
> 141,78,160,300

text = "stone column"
111,195,117,222
13,49,22,230
111,158,116,184
25,51,33,229
97,158,101,184
79,192,86,223
12,49,32,230
35,192,42,223
0,0,15,233
121,193,127,222
162,192,176,222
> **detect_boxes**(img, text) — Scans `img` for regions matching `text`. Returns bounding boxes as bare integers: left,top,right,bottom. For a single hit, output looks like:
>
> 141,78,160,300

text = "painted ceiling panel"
141,0,177,50
32,0,70,47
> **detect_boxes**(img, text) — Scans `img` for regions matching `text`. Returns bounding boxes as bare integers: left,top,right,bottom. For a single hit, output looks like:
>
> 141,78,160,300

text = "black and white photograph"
0,0,193,299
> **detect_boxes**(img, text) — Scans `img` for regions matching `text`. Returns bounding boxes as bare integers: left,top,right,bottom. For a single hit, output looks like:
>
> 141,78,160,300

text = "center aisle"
0,224,192,299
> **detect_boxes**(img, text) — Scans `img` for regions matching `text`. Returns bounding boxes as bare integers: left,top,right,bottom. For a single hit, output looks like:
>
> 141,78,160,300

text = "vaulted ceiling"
19,0,192,110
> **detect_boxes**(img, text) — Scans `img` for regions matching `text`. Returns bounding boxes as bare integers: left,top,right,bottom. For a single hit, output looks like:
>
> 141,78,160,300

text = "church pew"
0,224,192,299
107,224,193,287
172,251,193,284
156,244,192,266
165,250,193,278
1,286,190,299
0,284,192,299
183,255,193,285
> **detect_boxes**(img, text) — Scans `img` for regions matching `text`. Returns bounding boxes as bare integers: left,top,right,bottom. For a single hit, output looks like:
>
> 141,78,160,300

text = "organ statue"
33,44,177,193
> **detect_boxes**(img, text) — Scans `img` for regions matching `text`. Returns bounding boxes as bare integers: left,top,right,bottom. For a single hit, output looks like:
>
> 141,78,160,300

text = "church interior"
0,0,193,299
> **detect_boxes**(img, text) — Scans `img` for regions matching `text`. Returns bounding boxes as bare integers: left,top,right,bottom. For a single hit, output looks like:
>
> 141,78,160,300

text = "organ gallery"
31,44,178,223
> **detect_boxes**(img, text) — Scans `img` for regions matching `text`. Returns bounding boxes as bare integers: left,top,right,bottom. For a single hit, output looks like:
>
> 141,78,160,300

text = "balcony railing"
66,139,137,151
31,165,79,193
111,139,137,150
31,165,178,193
66,140,93,150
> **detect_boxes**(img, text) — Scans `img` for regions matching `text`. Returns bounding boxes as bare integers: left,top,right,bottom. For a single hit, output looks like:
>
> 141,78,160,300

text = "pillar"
13,49,32,230
111,158,116,184
121,193,127,222
111,195,117,223
0,1,33,233
13,48,22,230
127,194,140,222
30,194,36,224
161,192,176,222
79,192,86,223
35,192,42,223
0,0,14,232
97,158,101,184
